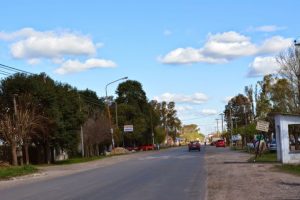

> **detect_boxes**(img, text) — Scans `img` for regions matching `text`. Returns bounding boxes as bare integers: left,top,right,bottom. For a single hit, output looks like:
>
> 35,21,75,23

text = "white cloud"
159,31,292,65
248,56,280,77
249,25,286,32
55,58,117,75
27,58,41,65
176,105,193,112
0,28,118,75
158,48,227,64
202,31,257,59
10,33,96,60
0,27,38,41
201,109,218,116
163,29,172,36
153,92,208,104
259,36,292,54
0,28,99,60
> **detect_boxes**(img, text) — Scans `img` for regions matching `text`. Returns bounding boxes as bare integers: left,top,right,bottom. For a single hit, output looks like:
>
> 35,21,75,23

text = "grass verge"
54,156,106,165
248,152,277,162
0,165,38,180
276,164,300,176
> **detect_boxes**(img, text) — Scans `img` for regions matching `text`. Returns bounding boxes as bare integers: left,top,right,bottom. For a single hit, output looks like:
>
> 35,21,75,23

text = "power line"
0,69,12,75
0,72,10,76
0,63,34,75
0,63,105,107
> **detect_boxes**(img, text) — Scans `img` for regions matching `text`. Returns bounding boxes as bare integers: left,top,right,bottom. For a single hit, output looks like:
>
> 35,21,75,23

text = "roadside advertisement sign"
256,120,269,132
124,125,133,132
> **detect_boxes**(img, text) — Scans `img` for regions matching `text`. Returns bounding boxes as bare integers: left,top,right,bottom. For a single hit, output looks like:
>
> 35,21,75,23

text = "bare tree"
277,46,300,111
83,113,111,157
17,94,46,165
0,113,21,165
0,94,45,165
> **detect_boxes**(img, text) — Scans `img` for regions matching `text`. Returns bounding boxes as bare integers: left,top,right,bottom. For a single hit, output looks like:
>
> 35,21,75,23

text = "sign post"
254,120,269,162
123,125,133,147
124,125,133,132
256,120,269,132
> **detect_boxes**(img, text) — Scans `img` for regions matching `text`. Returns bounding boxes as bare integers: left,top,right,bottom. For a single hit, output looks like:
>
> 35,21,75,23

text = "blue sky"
0,0,298,134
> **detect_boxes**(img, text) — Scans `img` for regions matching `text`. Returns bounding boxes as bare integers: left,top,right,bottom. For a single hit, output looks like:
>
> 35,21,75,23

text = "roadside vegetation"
0,165,38,180
53,156,106,165
222,45,300,159
248,152,277,163
0,73,184,170
276,164,300,176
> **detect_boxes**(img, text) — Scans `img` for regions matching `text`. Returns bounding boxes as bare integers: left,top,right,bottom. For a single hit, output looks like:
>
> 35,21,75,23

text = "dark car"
215,139,225,147
210,141,217,146
188,141,200,151
268,140,277,151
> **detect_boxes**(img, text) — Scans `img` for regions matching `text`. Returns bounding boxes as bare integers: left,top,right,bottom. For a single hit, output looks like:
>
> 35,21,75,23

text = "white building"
275,114,300,164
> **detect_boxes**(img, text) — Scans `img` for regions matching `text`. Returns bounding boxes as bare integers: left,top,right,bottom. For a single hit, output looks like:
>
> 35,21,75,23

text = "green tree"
0,73,83,164
181,124,204,142
116,80,149,146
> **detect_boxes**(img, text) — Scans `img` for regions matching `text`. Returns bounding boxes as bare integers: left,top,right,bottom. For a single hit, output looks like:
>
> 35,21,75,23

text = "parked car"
215,139,225,147
139,144,154,151
268,140,277,151
125,146,139,151
188,141,200,151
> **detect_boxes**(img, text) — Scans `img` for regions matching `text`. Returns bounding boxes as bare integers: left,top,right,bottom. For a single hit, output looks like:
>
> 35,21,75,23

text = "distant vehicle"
215,139,225,148
125,146,139,151
188,141,200,151
210,141,216,146
268,140,277,151
126,145,155,151
139,144,154,151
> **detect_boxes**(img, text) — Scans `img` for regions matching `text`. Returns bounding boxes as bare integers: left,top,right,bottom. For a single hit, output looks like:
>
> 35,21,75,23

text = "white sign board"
124,125,133,132
256,120,269,132
231,134,242,141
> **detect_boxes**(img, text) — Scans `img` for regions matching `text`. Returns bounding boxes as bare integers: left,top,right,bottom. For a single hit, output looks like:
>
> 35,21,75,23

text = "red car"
188,141,201,151
139,144,154,151
215,139,225,147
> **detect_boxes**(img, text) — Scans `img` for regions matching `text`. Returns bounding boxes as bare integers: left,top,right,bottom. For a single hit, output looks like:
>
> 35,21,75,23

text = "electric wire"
0,63,34,75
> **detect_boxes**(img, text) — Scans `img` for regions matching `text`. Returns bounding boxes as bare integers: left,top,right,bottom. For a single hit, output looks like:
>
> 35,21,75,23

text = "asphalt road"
0,146,206,200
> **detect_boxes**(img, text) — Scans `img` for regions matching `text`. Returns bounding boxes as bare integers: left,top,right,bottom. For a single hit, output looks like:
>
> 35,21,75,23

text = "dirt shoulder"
205,146,300,200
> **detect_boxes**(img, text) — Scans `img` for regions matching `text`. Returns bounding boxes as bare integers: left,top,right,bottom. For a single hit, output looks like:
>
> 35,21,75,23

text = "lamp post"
105,77,128,149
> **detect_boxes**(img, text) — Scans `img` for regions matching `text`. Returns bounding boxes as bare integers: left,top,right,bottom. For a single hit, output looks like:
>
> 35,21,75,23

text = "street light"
105,77,128,149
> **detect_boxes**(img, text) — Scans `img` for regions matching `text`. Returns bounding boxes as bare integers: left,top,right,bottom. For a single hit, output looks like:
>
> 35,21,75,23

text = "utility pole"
150,108,155,146
219,113,224,133
215,119,219,135
115,102,118,127
294,40,300,103
13,94,18,116
78,94,84,157
229,106,233,146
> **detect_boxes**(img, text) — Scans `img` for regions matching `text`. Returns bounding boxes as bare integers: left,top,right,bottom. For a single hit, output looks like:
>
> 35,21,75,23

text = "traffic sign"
124,125,133,132
256,120,269,132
